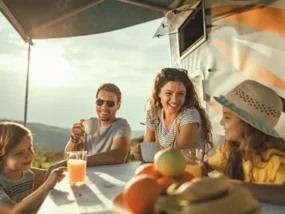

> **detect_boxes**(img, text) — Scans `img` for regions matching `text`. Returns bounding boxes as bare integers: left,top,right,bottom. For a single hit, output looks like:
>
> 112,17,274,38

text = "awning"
0,0,187,126
0,0,187,43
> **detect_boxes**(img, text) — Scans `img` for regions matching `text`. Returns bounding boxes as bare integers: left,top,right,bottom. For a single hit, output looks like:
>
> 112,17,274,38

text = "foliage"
32,143,64,169
32,135,144,168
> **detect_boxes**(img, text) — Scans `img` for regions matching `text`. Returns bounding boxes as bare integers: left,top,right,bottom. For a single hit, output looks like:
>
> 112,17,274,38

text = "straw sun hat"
214,80,283,137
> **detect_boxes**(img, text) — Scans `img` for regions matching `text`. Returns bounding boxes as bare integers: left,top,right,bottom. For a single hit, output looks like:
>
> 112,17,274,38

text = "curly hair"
223,122,285,181
149,68,213,152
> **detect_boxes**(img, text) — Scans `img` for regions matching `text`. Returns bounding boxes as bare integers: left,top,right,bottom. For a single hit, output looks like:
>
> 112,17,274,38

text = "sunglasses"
161,68,188,76
96,99,115,108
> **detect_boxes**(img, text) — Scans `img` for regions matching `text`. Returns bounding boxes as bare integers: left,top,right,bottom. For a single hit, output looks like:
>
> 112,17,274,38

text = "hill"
0,119,144,151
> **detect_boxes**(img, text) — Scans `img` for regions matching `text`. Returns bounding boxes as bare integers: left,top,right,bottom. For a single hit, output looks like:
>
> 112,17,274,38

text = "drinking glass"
181,149,203,178
67,151,87,186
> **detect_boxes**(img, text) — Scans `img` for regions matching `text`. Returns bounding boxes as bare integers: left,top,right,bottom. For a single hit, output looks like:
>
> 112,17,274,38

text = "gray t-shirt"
145,107,204,149
0,170,34,204
84,118,131,155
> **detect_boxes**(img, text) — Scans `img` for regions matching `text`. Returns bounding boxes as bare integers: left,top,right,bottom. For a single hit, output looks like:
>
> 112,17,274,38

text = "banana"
167,173,231,202
154,194,185,214
181,186,261,214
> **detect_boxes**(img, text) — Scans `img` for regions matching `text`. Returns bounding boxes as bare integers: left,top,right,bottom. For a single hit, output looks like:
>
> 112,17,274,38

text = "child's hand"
44,160,67,181
43,167,67,191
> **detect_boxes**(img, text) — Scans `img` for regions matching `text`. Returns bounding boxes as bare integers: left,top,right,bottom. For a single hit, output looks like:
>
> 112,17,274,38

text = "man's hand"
44,160,67,181
133,144,143,162
71,119,85,140
43,167,67,191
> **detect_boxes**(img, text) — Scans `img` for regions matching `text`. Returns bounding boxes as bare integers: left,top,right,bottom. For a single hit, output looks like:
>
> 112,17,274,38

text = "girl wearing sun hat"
205,80,285,184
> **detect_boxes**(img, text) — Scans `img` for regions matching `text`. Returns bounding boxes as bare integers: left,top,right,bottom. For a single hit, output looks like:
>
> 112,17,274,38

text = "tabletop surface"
38,162,285,214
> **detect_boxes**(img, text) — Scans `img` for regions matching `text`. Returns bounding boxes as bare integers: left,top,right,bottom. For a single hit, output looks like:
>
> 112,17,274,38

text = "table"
38,162,285,214
38,162,140,214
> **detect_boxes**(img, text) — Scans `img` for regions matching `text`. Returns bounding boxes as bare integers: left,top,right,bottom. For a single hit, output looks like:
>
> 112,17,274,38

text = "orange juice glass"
181,149,203,178
67,151,87,186
185,164,202,178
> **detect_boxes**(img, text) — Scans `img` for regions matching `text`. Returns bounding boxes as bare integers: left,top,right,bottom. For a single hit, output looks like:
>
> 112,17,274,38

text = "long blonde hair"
0,122,32,163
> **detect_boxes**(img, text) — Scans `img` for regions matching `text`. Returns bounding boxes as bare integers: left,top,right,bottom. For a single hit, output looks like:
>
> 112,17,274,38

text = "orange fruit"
135,163,162,179
177,171,195,183
123,175,162,213
157,176,177,192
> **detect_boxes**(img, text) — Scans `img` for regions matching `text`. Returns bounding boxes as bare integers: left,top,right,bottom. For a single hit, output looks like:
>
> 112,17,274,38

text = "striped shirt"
145,107,204,149
0,171,34,204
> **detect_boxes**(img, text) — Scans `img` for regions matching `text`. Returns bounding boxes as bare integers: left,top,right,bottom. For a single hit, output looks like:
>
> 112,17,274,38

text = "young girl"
134,68,213,160
0,122,66,214
204,80,285,204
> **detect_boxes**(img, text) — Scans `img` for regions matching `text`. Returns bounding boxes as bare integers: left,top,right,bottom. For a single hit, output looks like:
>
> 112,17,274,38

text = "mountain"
0,119,144,151
132,130,144,139
0,119,70,151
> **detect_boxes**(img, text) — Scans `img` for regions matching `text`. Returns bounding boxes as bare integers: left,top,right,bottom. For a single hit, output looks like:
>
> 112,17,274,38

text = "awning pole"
24,43,31,126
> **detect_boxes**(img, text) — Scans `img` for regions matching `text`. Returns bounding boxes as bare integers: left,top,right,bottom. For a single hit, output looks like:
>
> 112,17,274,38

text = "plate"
112,193,132,214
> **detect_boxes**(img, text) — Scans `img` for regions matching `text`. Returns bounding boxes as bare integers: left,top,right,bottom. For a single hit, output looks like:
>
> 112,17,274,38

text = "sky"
0,13,170,131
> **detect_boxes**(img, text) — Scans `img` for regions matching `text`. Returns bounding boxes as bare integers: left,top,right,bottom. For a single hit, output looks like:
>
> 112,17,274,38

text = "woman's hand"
43,167,67,191
133,144,143,162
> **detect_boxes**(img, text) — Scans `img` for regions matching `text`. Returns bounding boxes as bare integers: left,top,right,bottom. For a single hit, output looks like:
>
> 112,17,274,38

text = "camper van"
154,0,285,144
1,0,283,139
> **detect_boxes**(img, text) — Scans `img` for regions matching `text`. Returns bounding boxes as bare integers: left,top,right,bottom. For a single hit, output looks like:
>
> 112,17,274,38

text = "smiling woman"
30,44,69,86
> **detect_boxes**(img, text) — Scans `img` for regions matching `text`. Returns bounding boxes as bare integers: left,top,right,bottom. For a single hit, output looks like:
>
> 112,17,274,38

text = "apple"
154,148,187,178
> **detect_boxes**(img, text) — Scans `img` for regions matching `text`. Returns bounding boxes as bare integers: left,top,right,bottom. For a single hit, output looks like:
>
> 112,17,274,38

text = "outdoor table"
38,162,285,214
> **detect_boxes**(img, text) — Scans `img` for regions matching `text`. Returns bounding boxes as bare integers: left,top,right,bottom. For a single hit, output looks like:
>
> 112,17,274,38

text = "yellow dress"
208,145,285,184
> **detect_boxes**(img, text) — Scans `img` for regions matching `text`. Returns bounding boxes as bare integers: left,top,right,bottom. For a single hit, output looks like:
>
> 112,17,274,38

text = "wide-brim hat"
214,80,283,138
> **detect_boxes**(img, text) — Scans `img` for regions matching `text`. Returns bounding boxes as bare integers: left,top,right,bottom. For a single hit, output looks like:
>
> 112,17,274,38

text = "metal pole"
24,43,31,126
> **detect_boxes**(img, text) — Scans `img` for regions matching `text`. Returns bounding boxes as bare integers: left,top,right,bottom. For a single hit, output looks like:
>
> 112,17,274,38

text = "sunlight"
30,43,69,86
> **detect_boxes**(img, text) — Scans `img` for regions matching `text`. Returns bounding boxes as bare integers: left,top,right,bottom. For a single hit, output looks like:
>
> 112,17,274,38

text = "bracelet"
70,135,79,144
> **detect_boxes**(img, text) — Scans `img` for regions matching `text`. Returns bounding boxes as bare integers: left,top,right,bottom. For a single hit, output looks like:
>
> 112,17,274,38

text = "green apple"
154,148,187,177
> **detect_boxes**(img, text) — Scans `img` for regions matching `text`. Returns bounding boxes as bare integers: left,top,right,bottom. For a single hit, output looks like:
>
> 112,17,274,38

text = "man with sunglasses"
65,83,131,166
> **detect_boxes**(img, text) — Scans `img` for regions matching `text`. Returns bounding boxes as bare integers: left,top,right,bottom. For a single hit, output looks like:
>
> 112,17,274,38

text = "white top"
37,163,285,214
145,107,204,149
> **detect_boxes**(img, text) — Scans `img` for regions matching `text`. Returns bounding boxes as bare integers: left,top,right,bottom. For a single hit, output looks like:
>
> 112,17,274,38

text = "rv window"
178,1,206,57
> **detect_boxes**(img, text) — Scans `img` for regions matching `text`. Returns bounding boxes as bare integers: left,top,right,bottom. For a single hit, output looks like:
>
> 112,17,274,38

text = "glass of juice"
181,149,203,178
67,151,87,186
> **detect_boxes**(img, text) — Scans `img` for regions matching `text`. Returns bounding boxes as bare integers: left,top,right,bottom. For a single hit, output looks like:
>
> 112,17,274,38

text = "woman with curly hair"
134,68,213,160
204,80,285,204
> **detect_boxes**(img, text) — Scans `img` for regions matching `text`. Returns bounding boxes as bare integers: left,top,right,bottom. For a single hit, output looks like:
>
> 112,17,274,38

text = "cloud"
0,15,170,131
0,28,27,54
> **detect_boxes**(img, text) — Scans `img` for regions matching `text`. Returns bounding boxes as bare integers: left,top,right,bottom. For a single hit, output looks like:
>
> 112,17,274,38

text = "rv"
154,0,285,143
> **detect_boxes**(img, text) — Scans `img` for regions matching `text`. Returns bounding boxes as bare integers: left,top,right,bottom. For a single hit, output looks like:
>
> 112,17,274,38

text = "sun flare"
30,44,69,86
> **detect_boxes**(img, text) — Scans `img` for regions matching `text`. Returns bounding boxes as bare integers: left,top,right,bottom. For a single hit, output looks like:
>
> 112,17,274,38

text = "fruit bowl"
112,193,132,214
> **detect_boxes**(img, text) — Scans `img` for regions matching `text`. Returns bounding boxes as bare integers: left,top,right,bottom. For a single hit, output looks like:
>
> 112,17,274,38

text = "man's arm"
65,120,85,153
65,138,84,153
230,180,285,205
87,136,131,166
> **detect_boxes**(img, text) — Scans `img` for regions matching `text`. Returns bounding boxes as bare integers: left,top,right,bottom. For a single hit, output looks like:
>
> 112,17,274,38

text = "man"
65,83,131,166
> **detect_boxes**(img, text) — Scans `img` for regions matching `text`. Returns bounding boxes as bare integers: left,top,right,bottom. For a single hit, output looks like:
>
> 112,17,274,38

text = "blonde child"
0,122,66,214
